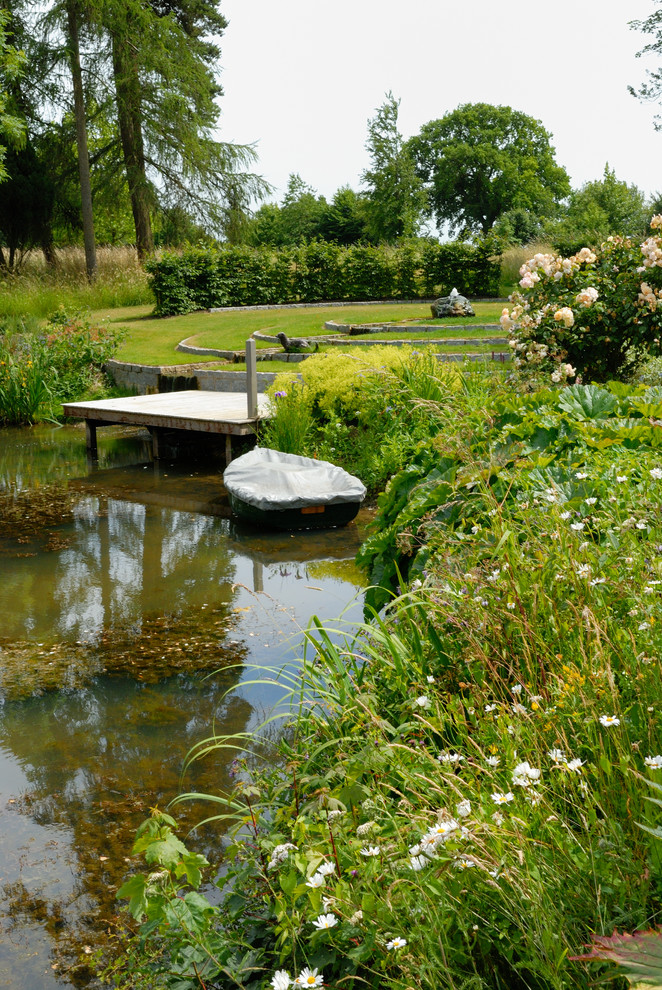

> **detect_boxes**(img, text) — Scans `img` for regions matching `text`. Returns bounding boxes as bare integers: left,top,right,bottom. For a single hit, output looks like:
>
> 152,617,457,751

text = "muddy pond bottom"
0,424,367,989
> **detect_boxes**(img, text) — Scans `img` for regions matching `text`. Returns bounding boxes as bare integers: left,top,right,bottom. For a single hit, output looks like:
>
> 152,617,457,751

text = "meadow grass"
0,246,153,318
500,241,554,293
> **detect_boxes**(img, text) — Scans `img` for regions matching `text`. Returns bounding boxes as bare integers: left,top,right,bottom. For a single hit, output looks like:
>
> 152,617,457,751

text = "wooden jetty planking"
62,390,271,461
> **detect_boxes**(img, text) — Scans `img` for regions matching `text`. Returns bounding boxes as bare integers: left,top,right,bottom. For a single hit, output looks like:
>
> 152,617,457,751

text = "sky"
214,0,662,208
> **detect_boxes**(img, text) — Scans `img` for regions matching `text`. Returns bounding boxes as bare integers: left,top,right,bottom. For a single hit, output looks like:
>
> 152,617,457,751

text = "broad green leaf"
117,874,149,921
559,385,617,420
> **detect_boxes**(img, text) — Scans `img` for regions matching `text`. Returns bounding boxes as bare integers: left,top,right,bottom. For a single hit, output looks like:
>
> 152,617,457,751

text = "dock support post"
225,434,232,463
85,420,98,459
246,339,258,419
151,427,163,460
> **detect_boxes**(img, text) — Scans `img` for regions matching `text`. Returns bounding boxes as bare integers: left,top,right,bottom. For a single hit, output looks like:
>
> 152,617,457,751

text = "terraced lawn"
94,301,506,367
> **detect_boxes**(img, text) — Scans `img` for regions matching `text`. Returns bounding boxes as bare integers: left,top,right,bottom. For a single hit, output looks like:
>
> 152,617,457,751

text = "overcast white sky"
214,0,662,208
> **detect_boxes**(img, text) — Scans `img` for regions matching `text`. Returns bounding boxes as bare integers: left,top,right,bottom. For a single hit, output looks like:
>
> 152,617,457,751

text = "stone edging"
324,319,503,335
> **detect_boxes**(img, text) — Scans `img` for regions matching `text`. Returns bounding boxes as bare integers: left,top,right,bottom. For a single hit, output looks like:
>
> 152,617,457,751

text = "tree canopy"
0,8,26,183
407,102,571,236
361,92,425,243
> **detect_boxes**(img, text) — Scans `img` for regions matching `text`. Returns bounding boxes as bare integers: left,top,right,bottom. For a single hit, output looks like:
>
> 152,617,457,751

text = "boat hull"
227,492,361,530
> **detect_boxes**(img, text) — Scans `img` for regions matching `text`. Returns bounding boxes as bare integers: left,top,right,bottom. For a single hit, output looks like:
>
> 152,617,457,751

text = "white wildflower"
312,913,338,930
386,936,407,950
492,791,514,805
599,715,620,727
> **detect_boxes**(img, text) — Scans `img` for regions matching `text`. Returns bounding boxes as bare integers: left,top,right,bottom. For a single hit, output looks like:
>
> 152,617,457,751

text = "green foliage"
147,241,502,316
0,141,55,270
0,308,125,423
408,102,571,236
259,381,314,454
111,360,662,990
262,348,460,493
0,8,26,183
502,219,662,380
361,92,426,243
545,165,651,252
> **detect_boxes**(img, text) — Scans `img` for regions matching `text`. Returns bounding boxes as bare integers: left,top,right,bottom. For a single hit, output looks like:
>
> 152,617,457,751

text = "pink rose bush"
501,217,662,380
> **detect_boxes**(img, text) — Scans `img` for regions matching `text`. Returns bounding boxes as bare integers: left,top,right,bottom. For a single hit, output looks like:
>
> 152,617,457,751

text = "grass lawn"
95,302,506,367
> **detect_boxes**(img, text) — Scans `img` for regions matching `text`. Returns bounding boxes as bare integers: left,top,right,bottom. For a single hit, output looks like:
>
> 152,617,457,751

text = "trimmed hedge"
145,240,501,316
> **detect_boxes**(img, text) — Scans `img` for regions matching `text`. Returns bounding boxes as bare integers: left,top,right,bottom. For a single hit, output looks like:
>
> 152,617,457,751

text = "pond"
0,424,367,989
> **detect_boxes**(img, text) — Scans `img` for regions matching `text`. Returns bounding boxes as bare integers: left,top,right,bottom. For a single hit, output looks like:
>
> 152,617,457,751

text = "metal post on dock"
246,338,258,419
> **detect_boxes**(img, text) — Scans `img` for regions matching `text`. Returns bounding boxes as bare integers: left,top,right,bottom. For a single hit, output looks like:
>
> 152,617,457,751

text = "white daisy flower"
492,791,514,805
386,936,407,950
599,715,620,727
456,799,471,818
548,749,566,764
645,755,662,769
650,468,662,480
571,522,585,531
453,855,476,869
312,913,338,930
271,970,291,990
485,755,500,767
414,695,431,709
360,845,380,857
576,471,588,479
559,511,572,520
410,854,429,871
306,873,326,889
294,967,324,987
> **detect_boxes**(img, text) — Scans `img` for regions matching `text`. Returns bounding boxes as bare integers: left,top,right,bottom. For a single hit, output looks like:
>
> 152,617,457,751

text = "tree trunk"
110,26,153,260
66,0,97,281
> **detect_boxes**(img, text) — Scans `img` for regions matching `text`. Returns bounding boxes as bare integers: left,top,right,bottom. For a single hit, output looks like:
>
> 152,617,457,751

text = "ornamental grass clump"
501,216,662,381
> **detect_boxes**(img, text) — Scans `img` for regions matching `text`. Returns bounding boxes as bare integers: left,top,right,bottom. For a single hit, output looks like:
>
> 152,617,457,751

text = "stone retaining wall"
105,359,285,395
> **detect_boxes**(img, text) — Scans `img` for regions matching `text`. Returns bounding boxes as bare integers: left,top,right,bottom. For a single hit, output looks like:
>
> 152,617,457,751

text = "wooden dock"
62,390,270,461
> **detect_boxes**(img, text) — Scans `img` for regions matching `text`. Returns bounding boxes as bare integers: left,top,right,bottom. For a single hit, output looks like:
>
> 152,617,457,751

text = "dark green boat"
223,447,366,531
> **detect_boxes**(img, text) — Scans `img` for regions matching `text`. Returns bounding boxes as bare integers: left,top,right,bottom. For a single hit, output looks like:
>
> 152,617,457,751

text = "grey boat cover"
223,447,366,512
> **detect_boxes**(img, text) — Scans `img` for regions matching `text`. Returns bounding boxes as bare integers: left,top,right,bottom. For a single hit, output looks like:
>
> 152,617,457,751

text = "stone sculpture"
431,287,475,318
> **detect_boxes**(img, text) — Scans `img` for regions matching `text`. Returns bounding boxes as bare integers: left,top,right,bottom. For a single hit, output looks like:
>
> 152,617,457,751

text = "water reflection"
0,424,366,988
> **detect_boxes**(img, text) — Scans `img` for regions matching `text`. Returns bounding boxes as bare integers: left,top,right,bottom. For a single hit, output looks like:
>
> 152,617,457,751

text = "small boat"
223,447,366,530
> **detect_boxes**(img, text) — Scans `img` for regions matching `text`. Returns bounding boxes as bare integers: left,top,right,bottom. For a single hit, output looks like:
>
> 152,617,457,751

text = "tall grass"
500,241,554,294
0,246,153,318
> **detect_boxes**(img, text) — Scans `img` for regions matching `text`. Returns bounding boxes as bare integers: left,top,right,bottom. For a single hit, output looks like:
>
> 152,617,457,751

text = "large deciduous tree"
407,103,571,236
361,92,425,243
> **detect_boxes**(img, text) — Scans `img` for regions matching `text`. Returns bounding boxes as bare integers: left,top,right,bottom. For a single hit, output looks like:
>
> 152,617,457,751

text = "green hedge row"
145,240,502,316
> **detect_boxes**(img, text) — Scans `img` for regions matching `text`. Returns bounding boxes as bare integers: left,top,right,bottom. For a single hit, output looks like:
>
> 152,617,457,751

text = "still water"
0,425,366,988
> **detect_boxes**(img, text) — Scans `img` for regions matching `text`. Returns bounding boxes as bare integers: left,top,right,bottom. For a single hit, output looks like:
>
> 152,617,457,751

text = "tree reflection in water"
0,425,364,988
